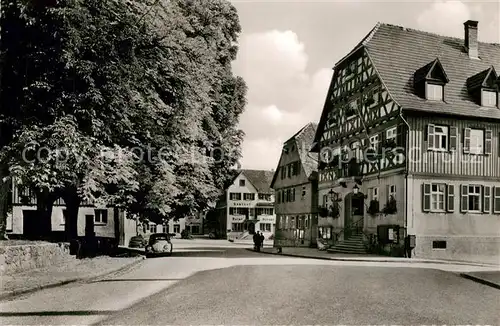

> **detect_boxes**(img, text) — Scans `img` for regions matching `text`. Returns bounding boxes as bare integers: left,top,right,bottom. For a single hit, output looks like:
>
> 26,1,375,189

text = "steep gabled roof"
364,23,500,119
239,169,274,194
271,123,318,188
295,123,318,178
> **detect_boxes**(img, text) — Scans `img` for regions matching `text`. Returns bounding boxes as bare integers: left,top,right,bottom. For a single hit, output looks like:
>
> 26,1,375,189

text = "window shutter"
427,124,435,150
460,185,468,212
449,127,457,151
297,161,301,175
422,183,431,212
494,187,500,214
483,186,491,213
463,128,471,153
485,130,492,155
447,184,455,212
379,132,385,154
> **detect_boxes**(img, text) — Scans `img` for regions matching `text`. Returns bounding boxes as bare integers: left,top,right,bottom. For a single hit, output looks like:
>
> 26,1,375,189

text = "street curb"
460,273,500,290
245,249,499,267
0,256,146,302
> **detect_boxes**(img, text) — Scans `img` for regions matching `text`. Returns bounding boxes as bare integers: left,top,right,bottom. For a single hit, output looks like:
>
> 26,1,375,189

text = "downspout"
399,111,410,236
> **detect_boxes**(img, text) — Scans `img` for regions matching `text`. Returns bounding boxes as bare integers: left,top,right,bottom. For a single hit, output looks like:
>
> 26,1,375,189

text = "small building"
6,184,136,246
212,169,275,239
271,123,319,247
311,20,500,263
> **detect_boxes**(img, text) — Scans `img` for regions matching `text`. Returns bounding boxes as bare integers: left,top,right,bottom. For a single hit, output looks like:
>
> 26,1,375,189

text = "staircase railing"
331,217,366,247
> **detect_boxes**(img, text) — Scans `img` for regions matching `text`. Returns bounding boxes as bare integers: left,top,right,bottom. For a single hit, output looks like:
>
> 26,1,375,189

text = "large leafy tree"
0,0,247,239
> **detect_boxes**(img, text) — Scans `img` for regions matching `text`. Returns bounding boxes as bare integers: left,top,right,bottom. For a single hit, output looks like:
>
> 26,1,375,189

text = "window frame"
430,183,446,212
94,209,108,225
425,82,444,101
481,89,498,107
229,192,241,201
239,179,245,187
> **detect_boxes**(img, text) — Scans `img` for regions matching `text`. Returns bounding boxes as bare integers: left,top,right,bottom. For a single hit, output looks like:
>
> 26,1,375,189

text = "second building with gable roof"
271,123,319,247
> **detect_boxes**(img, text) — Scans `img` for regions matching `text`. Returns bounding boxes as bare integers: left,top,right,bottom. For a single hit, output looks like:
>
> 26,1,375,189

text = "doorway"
248,222,255,234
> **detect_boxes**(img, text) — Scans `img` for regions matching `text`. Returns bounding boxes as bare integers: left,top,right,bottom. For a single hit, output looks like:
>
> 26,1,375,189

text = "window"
260,223,272,232
470,129,484,154
257,208,273,215
370,135,379,152
432,240,447,249
191,226,200,234
94,209,108,224
149,224,157,233
494,187,500,214
388,185,396,200
322,194,328,206
239,179,245,187
461,185,481,212
173,224,180,233
481,90,497,107
426,83,443,101
230,193,241,200
302,186,306,198
386,127,397,141
430,184,445,212
371,187,379,201
258,194,271,201
305,216,309,228
464,128,485,154
318,226,332,240
280,167,286,179
427,125,448,151
244,193,255,201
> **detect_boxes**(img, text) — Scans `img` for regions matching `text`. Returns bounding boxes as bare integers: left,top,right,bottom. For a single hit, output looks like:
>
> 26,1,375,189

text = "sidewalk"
251,246,500,268
460,271,500,289
0,255,144,301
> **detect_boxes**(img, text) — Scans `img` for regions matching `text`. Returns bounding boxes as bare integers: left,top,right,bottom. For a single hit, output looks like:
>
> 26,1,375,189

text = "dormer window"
426,83,444,101
414,58,449,101
467,66,498,108
481,90,497,107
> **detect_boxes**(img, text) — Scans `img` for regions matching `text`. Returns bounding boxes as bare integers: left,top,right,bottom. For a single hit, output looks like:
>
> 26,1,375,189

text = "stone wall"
0,242,71,275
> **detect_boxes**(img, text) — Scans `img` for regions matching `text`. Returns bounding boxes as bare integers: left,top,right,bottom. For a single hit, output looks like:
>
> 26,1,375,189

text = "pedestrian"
255,232,261,252
260,231,265,250
253,232,258,251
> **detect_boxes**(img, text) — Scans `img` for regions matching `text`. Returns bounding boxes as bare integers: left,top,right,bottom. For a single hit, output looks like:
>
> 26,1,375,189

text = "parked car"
145,233,173,258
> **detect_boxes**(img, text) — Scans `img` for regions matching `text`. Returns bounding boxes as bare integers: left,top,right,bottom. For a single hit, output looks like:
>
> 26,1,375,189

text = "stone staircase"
327,234,367,254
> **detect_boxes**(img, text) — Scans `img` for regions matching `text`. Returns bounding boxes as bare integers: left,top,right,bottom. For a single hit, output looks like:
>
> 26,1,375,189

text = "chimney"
464,20,479,59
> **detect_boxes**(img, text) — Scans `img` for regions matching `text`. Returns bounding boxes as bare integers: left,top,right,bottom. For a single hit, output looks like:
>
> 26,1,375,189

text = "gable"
313,47,402,150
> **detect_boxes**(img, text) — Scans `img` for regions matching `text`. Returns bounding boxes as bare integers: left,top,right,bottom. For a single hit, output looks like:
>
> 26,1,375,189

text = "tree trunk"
0,164,10,240
63,189,80,241
35,188,55,240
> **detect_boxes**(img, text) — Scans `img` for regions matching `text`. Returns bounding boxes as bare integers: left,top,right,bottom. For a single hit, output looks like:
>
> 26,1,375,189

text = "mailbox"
407,235,416,248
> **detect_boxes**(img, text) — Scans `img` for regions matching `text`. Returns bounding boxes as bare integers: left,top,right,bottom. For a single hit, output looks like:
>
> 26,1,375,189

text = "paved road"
1,248,498,325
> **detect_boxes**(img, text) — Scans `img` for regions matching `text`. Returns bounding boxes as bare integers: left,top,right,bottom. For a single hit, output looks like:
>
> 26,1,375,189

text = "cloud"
233,30,331,170
416,0,471,38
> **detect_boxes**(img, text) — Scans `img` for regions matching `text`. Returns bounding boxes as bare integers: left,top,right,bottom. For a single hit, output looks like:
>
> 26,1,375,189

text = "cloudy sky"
230,0,500,170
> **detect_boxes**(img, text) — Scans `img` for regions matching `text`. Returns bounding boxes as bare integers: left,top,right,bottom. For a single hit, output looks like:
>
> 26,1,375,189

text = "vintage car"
145,233,173,258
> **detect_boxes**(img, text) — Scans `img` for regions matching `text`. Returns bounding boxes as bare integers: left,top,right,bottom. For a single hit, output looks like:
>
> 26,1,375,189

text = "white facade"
7,205,137,246
226,172,276,238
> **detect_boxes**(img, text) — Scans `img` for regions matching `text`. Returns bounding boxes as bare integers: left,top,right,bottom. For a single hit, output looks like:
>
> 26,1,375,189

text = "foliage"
329,202,340,218
0,0,247,237
382,196,397,215
367,199,380,215
318,206,328,218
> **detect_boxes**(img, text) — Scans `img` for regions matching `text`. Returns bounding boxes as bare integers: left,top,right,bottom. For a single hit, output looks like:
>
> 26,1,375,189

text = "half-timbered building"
271,123,319,247
311,20,500,263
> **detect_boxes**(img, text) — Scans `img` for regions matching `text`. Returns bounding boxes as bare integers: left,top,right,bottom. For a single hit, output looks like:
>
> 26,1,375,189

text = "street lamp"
353,184,359,195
